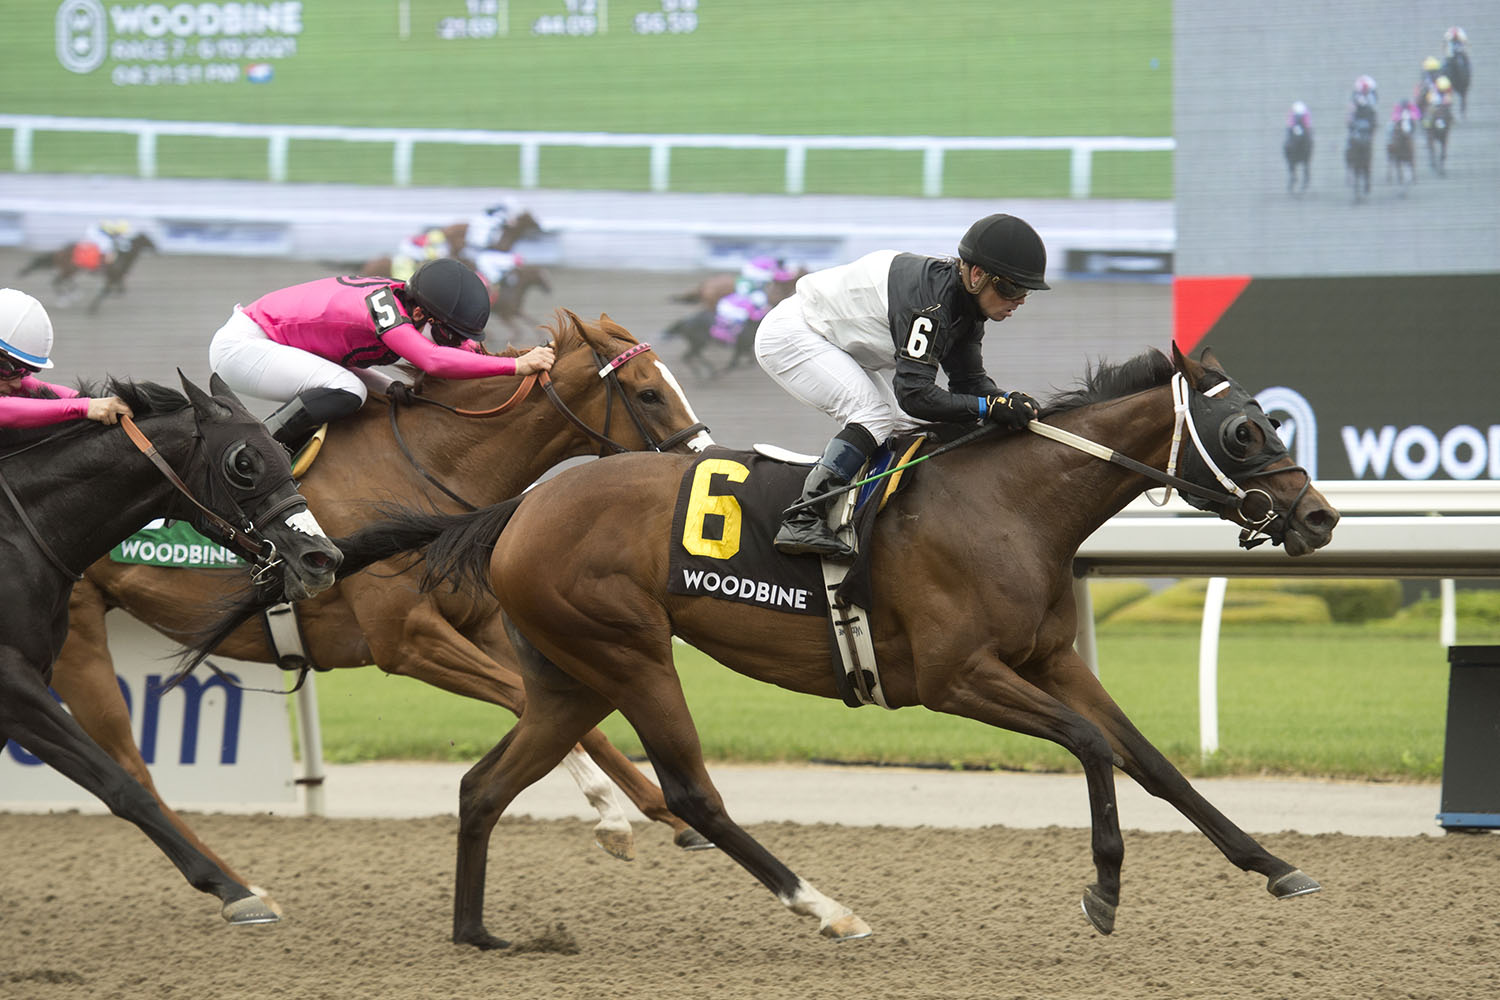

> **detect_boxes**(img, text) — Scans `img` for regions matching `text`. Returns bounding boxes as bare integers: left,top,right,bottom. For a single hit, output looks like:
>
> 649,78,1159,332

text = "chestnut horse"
49,310,713,916
1,374,340,924
214,345,1339,948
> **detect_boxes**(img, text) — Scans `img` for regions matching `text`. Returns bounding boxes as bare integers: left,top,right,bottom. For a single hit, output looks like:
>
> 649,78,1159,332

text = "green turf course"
3,1,1171,196
299,618,1475,782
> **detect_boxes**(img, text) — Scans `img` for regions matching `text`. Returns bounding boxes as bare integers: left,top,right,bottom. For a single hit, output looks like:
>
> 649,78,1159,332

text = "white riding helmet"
0,288,55,370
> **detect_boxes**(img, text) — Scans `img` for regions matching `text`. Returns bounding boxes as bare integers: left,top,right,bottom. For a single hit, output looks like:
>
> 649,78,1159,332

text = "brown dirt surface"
2,811,1497,999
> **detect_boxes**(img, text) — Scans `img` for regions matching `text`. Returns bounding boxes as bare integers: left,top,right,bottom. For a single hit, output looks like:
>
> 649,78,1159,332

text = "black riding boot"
774,423,878,558
261,388,363,451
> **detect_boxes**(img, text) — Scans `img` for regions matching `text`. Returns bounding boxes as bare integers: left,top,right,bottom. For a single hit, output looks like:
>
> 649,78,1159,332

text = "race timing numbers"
420,1,699,39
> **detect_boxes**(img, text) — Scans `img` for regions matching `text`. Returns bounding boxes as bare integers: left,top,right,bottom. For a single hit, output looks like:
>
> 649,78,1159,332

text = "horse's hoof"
222,893,281,925
248,885,285,919
820,913,873,940
673,827,716,851
456,930,512,951
1080,884,1117,935
1268,869,1321,899
593,826,636,862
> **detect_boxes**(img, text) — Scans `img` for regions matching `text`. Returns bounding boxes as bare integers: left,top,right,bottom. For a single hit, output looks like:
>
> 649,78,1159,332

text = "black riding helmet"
404,257,490,341
957,214,1050,290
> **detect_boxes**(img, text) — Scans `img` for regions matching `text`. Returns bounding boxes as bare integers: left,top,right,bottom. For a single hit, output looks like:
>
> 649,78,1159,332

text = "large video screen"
1174,1,1500,481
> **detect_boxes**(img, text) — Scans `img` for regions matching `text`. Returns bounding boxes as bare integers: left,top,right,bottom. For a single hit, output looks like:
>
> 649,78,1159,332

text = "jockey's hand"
387,382,416,405
985,391,1039,429
515,345,556,376
87,396,134,425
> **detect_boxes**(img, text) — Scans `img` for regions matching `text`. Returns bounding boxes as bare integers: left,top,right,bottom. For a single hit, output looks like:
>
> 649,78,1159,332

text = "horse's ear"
1196,346,1227,377
207,371,247,408
179,370,233,420
1172,342,1205,383
596,313,632,342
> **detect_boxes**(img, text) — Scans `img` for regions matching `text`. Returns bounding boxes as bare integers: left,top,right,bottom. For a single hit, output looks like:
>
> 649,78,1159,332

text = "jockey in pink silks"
0,288,133,429
208,257,553,449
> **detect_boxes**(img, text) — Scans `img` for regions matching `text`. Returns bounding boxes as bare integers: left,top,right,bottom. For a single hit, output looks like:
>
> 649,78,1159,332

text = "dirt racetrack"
2,810,1497,1000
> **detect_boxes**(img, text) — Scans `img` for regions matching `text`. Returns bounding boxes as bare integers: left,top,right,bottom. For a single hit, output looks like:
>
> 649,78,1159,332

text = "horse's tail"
335,495,526,597
18,251,54,276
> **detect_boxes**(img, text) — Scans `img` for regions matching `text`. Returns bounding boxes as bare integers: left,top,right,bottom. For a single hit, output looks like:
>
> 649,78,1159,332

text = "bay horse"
202,345,1339,948
0,374,340,925
18,233,158,313
1345,109,1375,203
1386,112,1417,190
1283,120,1312,194
44,311,713,917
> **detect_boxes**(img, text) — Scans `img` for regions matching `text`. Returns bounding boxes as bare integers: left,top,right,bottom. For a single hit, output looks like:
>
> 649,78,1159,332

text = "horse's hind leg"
1032,648,1319,902
0,647,275,924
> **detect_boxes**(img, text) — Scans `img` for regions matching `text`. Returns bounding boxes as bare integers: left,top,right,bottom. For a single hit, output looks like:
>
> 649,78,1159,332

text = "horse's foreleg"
926,654,1124,934
451,676,617,950
1033,649,1319,902
575,726,710,849
50,589,274,908
0,647,275,925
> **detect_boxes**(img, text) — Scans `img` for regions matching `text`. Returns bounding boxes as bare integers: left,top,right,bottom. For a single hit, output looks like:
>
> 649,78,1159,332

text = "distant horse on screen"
1283,120,1312,194
1345,110,1375,203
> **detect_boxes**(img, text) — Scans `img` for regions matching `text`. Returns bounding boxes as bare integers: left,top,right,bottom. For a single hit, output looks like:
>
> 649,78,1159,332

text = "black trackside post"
781,423,999,516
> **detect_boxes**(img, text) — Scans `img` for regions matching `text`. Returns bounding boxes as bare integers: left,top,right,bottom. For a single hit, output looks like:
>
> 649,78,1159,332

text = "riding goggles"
987,272,1031,301
0,356,40,380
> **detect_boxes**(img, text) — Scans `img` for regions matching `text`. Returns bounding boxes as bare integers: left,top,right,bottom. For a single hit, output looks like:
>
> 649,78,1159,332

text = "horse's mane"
0,377,186,449
1041,349,1173,416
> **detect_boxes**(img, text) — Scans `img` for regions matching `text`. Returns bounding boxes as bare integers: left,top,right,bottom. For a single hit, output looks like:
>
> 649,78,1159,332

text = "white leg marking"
782,879,872,938
561,746,631,834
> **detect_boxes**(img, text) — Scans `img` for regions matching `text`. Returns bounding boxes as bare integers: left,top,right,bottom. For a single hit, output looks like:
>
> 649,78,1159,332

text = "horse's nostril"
304,550,337,572
1303,507,1340,531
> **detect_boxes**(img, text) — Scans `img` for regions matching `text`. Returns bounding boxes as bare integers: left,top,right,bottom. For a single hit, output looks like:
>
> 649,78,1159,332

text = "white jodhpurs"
753,295,921,443
208,308,369,405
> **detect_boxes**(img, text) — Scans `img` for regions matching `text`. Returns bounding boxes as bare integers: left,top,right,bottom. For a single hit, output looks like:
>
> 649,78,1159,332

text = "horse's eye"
224,444,259,488
1235,423,1254,445
638,389,662,405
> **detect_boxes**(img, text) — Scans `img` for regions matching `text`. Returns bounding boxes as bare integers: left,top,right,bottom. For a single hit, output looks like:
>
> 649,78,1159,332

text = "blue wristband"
977,396,988,418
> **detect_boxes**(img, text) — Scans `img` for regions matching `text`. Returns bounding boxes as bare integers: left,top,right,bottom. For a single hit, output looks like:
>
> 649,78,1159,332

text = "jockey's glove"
985,391,1039,429
387,382,417,405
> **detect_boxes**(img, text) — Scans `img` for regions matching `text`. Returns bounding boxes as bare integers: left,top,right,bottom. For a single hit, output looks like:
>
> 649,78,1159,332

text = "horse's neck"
1028,386,1178,545
17,415,192,573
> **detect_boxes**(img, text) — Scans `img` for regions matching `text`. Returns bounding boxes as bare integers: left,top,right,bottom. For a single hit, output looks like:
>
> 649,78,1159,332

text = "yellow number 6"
681,459,748,559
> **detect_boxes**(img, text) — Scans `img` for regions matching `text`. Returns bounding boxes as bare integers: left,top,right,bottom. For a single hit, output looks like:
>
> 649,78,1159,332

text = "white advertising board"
0,612,296,809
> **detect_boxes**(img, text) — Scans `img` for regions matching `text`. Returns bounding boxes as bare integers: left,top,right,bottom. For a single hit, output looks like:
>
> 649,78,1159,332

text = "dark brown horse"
19,233,158,313
49,310,713,916
227,345,1339,948
2,374,340,924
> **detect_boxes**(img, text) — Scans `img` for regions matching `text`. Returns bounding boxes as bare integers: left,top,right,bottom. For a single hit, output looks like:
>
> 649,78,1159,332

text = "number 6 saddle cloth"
667,437,927,708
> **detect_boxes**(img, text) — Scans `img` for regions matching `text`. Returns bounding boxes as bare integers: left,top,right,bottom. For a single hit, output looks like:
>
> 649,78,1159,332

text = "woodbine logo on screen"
54,0,303,84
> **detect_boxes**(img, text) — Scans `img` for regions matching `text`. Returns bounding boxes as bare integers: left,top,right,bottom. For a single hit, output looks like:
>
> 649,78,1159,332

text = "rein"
121,416,302,570
382,342,708,510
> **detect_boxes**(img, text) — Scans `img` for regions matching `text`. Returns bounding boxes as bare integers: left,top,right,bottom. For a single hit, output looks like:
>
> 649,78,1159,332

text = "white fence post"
1198,577,1227,760
268,132,289,183
13,125,33,172
137,128,157,179
922,145,944,197
519,140,540,188
393,137,413,186
649,142,671,193
1441,578,1457,647
784,143,806,195
295,672,326,817
1073,577,1099,677
1070,144,1092,198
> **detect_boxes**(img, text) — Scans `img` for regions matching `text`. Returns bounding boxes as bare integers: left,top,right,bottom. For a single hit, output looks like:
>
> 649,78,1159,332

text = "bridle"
385,341,709,511
1028,371,1312,549
120,416,304,587
0,414,300,583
